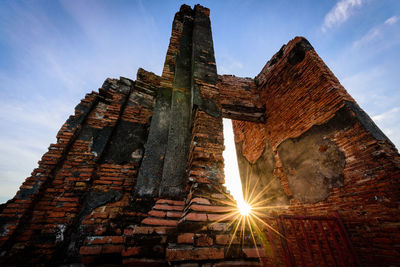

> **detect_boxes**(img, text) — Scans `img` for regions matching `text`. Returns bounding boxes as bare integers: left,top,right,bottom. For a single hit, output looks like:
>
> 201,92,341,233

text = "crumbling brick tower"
0,4,399,267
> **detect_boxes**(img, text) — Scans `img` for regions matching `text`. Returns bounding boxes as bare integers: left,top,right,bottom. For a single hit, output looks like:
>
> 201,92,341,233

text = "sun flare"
220,118,287,260
238,200,252,216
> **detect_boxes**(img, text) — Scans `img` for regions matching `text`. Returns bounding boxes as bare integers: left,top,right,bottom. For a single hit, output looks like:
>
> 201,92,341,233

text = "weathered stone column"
159,8,194,198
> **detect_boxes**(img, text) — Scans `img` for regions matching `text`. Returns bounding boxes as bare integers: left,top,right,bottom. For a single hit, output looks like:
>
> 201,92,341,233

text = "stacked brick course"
1,4,399,267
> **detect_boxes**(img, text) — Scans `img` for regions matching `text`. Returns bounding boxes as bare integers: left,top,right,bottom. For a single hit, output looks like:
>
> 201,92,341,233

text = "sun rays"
219,118,289,261
196,178,288,263
238,200,251,216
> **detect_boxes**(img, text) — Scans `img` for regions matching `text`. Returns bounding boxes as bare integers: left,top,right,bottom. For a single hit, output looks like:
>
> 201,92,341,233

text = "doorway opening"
223,118,251,216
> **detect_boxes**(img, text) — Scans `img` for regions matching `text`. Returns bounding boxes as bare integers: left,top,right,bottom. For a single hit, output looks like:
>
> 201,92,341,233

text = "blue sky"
0,0,399,204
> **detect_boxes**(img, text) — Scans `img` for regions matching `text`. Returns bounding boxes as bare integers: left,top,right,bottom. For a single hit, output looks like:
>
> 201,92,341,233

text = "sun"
238,200,252,216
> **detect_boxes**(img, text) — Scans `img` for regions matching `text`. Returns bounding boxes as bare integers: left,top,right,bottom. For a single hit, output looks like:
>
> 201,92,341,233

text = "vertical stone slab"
135,87,172,197
136,5,192,198
159,9,194,198
191,5,220,117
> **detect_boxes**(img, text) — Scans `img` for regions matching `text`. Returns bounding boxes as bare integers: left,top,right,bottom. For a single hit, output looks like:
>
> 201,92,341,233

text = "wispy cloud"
0,97,72,203
341,66,385,105
385,15,399,25
372,107,400,122
322,0,365,32
217,55,243,75
353,27,381,48
353,15,399,48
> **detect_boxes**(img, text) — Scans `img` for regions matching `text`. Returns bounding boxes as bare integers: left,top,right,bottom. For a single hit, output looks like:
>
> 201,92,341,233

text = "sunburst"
199,180,288,264
216,118,288,262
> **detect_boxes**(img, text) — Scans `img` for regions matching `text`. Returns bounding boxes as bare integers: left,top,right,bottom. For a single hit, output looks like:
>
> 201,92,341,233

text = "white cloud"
322,0,365,32
353,15,399,48
353,27,381,48
0,98,72,203
372,107,400,122
341,66,385,104
0,100,70,132
217,55,243,75
385,16,399,25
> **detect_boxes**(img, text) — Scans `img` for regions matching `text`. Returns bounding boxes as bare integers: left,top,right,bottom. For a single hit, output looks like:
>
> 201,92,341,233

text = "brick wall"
232,37,400,266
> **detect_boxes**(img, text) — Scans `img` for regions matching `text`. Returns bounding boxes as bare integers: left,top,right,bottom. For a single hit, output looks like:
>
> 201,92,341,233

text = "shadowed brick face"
1,4,399,267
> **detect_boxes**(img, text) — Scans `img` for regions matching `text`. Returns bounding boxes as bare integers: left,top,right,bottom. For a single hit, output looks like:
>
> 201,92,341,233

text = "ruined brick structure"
1,4,399,267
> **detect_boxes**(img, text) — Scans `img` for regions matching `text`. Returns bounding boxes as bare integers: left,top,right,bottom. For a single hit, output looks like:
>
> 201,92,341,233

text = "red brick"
111,236,124,243
61,202,78,207
153,204,184,211
195,234,213,246
166,247,224,261
190,197,211,205
211,193,226,199
190,176,210,183
242,248,266,258
148,210,166,218
102,245,123,254
156,199,185,206
178,233,194,244
132,226,154,235
91,212,108,219
79,246,102,255
141,218,178,226
184,212,207,221
57,197,79,202
208,223,229,231
121,246,140,257
94,226,106,235
207,213,234,222
2,208,18,213
95,180,112,185
85,236,110,245
154,226,174,235
216,234,239,245
48,212,65,218
166,211,182,218
190,204,231,213
123,228,134,235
